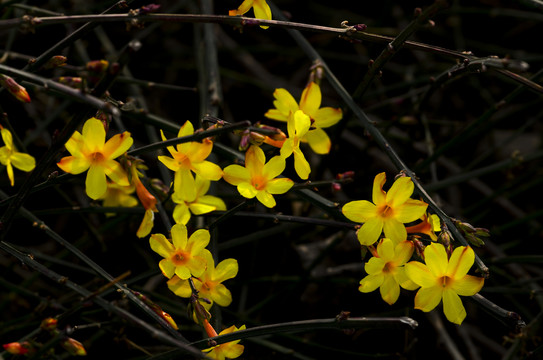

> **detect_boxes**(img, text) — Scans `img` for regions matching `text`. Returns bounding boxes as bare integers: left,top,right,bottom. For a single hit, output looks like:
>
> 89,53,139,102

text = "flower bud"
41,317,58,332
60,337,87,356
3,341,33,355
0,74,31,103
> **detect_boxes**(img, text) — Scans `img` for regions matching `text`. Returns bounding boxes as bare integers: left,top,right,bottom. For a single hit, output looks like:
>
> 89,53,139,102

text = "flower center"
382,262,395,274
171,251,189,266
176,155,192,169
90,151,105,163
378,204,394,219
252,176,268,191
439,276,453,288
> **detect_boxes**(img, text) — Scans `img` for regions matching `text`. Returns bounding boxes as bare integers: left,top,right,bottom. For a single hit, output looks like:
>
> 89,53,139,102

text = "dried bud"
43,55,67,69
0,74,31,103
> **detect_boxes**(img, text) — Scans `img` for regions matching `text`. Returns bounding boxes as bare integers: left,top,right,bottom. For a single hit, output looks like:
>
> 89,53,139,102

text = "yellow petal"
6,162,14,186
229,0,254,16
299,82,321,117
256,190,276,208
82,118,105,151
223,164,250,186
245,145,265,177
210,283,233,307
380,275,400,305
394,267,420,291
442,289,466,324
159,258,176,278
86,164,108,199
171,223,188,250
187,229,210,255
167,276,192,298
57,156,90,174
304,128,331,155
386,177,414,208
356,217,383,246
158,155,180,171
393,241,415,266
313,107,343,128
372,172,387,206
359,273,383,293
394,199,428,223
342,200,377,223
424,242,448,278
103,160,129,186
65,130,85,156
364,256,385,275
186,140,213,163
188,202,218,215
192,161,223,181
271,88,298,118
10,152,35,172
414,286,443,312
214,258,239,282
376,238,395,261
452,275,484,296
293,110,311,137
293,148,310,180
405,261,436,288
264,108,289,122
136,209,155,238
103,131,133,159
383,218,407,244
253,0,272,28
174,168,197,202
262,155,286,180
173,203,191,225
280,138,294,158
186,253,208,278
0,127,13,149
150,233,174,258
197,195,227,211
266,178,293,194
447,246,474,279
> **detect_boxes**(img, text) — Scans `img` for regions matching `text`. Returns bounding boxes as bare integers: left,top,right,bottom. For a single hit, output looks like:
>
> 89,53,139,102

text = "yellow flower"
149,223,210,280
223,145,293,208
359,238,419,305
265,81,343,154
405,242,485,325
172,175,226,225
203,324,246,360
229,0,271,29
57,118,133,200
167,251,238,308
0,126,35,186
342,173,428,246
280,110,311,179
157,121,222,203
98,182,138,216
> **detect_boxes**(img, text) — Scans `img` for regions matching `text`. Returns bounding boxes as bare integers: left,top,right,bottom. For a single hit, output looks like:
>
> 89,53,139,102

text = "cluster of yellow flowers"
342,173,485,325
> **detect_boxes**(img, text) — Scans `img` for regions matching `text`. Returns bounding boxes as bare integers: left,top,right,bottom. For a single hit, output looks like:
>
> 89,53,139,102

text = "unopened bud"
3,341,33,355
57,76,83,89
60,337,87,356
86,60,109,74
43,55,67,69
0,75,31,103
41,317,58,332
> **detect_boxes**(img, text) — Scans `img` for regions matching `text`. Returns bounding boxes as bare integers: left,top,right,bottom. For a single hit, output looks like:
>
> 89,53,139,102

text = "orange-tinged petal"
192,161,223,181
404,261,435,288
299,82,321,117
386,177,414,208
262,155,286,179
304,128,331,155
103,131,133,159
372,172,387,206
86,164,108,199
394,199,428,223
171,223,189,250
186,140,213,163
173,203,191,225
442,289,466,324
57,156,90,174
447,246,475,279
293,148,310,180
452,275,484,296
414,286,443,312
383,218,407,244
424,242,448,278
312,107,343,128
342,200,377,223
10,152,35,172
359,273,383,293
256,190,276,208
356,217,383,246
82,118,105,151
150,233,175,258
380,275,400,305
223,164,250,186
265,178,293,194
